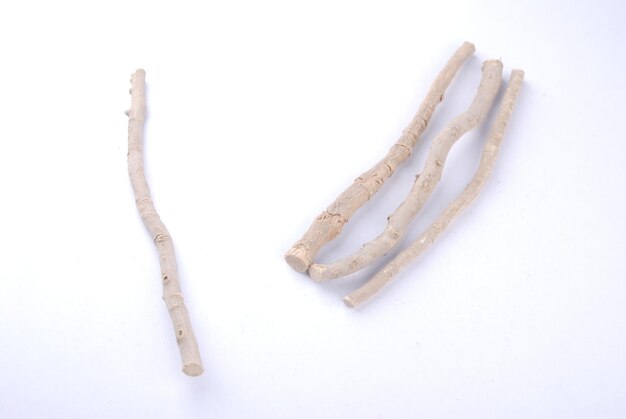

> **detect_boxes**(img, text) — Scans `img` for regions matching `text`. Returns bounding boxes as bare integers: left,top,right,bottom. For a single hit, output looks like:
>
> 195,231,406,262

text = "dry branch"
284,42,476,273
127,69,203,376
344,69,525,308
309,60,503,281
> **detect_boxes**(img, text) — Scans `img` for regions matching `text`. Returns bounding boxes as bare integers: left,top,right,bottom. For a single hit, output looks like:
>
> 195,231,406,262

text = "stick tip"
183,362,204,377
461,41,476,52
483,59,503,69
343,295,357,308
130,68,146,84
511,69,525,79
308,264,326,281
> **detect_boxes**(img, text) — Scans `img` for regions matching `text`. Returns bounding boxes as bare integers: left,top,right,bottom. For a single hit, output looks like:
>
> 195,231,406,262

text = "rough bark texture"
127,69,204,376
284,42,476,273
344,69,525,308
309,60,503,281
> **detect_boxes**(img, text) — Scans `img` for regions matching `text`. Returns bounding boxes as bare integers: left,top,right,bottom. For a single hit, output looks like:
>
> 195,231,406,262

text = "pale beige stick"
285,42,476,273
126,69,203,376
344,69,525,308
309,60,502,281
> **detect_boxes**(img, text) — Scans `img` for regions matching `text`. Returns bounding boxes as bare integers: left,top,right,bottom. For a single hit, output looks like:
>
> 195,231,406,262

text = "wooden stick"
284,42,476,273
309,60,503,281
344,69,525,308
126,69,204,376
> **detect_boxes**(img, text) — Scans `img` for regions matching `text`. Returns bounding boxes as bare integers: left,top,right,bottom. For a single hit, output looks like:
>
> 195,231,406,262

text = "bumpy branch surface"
344,69,525,308
127,69,203,376
309,60,503,281
284,42,476,273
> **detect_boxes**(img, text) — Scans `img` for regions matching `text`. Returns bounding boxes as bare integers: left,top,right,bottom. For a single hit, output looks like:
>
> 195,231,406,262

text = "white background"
1,0,625,418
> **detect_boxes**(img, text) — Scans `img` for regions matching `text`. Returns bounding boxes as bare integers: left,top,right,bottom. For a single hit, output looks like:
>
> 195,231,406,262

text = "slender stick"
344,69,525,308
309,60,503,281
284,42,476,273
126,69,203,376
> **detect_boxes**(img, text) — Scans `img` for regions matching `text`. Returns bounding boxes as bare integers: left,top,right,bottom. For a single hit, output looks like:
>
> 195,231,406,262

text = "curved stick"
285,42,476,273
127,69,203,376
344,69,525,308
309,60,503,281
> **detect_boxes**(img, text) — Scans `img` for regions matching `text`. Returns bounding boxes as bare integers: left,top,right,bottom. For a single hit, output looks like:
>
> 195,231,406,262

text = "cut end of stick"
308,264,328,282
183,362,204,377
284,250,310,273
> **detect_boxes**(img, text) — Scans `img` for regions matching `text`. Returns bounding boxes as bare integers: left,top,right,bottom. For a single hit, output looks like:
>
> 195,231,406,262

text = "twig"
344,69,525,308
309,60,502,281
126,69,204,376
284,42,476,273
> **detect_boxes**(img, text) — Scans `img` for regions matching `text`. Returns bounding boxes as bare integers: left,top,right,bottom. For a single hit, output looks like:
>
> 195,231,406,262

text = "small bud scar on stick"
126,69,204,376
